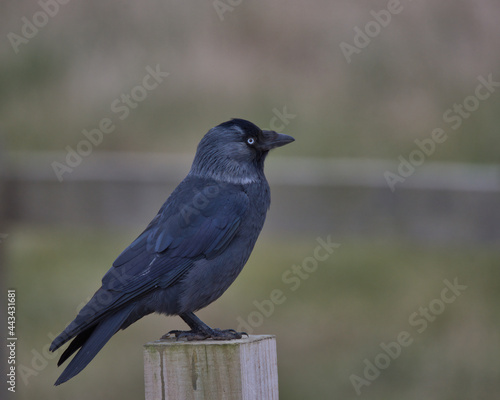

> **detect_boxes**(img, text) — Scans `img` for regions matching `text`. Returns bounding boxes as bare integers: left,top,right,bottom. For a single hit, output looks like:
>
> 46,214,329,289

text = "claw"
207,328,246,340
161,330,183,340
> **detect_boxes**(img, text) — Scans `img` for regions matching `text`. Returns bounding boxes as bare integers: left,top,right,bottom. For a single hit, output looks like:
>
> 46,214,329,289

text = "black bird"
50,118,294,385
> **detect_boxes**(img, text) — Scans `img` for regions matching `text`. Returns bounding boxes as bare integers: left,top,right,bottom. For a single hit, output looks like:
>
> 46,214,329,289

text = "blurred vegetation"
1,1,500,161
5,226,500,399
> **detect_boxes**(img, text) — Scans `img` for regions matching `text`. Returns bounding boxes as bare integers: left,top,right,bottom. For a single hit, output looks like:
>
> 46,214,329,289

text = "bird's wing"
51,180,249,349
105,180,249,293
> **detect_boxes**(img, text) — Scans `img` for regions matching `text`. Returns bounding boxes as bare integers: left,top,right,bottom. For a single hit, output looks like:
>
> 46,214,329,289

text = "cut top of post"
144,334,278,400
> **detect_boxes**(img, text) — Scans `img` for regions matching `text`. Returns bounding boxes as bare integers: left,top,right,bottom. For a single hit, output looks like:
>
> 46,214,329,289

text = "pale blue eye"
247,138,255,145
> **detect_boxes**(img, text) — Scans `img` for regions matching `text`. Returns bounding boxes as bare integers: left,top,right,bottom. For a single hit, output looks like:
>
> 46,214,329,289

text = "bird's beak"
259,130,295,151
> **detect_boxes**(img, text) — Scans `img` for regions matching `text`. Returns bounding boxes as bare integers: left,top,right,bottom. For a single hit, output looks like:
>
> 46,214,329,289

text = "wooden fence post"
144,334,278,400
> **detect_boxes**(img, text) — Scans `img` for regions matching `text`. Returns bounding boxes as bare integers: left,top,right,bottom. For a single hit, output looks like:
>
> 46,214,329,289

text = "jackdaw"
50,118,294,385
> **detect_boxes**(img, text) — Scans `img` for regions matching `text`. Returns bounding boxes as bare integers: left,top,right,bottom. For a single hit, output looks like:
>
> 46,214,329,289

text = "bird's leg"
162,313,213,340
162,312,247,341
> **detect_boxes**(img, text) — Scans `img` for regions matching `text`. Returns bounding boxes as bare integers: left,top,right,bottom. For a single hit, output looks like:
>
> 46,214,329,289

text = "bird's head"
189,118,295,184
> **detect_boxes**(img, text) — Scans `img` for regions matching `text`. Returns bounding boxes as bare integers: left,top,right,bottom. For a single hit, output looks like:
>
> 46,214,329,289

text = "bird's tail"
53,305,134,386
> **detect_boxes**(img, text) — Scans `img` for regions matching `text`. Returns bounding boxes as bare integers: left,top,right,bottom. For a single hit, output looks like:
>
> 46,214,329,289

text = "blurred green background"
1,1,500,399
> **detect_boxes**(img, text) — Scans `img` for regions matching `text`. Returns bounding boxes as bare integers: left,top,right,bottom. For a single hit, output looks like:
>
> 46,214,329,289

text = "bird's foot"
161,330,208,341
162,328,247,341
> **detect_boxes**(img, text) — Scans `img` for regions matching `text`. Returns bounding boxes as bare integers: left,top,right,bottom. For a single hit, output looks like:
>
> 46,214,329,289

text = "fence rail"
3,152,500,244
6,151,500,191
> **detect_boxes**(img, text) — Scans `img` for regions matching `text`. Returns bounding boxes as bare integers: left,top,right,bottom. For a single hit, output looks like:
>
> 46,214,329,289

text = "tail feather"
50,289,114,352
54,306,134,386
57,326,95,367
